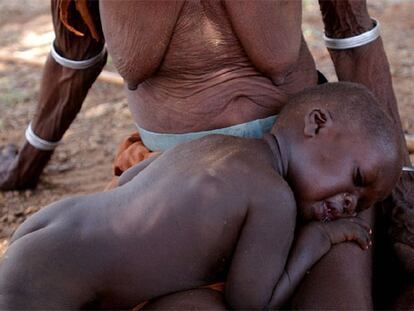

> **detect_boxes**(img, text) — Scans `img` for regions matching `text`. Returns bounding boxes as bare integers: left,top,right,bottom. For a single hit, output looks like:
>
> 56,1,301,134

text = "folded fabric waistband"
137,115,277,152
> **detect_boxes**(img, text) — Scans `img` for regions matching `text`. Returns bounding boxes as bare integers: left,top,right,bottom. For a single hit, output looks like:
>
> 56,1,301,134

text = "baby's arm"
266,217,371,309
225,188,296,309
225,186,371,310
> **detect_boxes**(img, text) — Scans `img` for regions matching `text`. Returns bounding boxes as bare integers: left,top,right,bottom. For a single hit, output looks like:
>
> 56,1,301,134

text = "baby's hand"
316,217,372,250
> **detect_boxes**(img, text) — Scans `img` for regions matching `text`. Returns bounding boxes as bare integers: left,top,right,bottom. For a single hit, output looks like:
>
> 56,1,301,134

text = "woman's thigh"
142,289,227,310
290,208,375,310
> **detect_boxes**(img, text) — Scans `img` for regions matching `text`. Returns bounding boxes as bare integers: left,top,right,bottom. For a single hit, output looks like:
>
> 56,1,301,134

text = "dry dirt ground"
0,0,413,256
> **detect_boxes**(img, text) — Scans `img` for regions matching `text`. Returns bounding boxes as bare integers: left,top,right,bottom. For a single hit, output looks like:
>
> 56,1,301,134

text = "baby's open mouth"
321,201,333,223
310,201,342,222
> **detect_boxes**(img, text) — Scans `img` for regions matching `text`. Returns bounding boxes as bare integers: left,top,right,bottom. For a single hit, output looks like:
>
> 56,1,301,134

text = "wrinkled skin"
1,0,413,308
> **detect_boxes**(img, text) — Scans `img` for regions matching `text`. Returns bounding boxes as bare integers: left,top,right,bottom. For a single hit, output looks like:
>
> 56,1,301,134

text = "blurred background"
0,0,413,253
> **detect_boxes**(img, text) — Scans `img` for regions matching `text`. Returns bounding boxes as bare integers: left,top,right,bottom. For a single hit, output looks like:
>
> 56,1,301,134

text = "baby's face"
289,132,399,222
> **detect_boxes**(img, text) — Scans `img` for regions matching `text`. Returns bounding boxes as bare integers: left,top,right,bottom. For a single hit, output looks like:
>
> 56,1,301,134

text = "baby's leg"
0,198,100,309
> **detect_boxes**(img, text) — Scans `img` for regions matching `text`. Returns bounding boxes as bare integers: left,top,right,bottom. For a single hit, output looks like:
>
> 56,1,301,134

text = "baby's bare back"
99,136,281,302
0,135,292,309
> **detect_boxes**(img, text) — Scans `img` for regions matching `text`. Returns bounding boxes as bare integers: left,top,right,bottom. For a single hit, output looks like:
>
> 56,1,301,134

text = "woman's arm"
318,1,414,283
318,0,410,164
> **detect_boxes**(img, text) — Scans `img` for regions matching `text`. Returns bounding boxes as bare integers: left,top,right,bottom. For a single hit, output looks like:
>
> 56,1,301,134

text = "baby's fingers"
347,216,372,234
348,222,372,250
323,217,372,249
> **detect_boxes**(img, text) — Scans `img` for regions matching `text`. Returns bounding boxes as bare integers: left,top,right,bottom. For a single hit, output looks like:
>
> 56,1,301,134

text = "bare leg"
143,289,227,310
0,212,92,309
0,0,105,190
291,208,374,309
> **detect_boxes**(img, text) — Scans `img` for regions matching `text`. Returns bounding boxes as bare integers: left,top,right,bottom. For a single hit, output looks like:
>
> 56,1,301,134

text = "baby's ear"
303,108,332,137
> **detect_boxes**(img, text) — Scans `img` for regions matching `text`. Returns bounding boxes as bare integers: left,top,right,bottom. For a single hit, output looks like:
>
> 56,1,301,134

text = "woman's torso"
101,0,317,133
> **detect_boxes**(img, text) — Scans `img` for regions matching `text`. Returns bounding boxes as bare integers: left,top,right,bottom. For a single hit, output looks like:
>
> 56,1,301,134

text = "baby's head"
273,82,404,222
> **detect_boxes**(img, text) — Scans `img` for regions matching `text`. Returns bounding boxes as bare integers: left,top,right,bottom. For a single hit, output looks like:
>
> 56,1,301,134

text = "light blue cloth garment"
137,115,277,152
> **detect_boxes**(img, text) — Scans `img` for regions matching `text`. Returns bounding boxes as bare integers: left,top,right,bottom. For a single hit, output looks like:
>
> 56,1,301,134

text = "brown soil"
0,1,413,256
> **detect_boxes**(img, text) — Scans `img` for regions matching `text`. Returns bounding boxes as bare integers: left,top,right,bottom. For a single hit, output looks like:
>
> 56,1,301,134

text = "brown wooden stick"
406,134,414,154
0,53,123,85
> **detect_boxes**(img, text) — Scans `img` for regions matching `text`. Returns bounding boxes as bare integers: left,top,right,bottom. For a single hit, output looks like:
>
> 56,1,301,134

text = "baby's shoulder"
248,173,296,214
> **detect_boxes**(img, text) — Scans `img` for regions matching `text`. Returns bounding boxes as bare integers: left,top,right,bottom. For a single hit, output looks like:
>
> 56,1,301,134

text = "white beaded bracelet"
25,123,60,151
323,18,380,50
50,40,107,70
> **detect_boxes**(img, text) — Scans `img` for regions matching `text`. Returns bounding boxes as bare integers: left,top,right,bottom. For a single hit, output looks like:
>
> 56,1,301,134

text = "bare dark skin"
1,0,413,308
100,0,316,133
0,85,402,310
